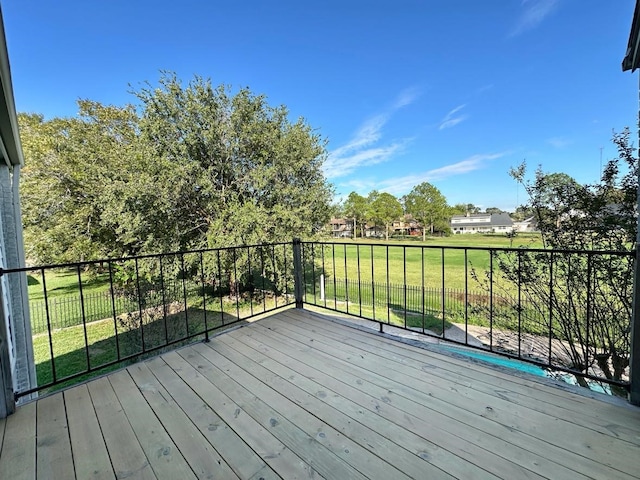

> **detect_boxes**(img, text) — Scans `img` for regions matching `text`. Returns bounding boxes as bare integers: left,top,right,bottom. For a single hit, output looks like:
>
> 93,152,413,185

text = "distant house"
329,218,354,238
391,215,422,236
364,225,385,238
513,216,538,233
450,213,514,234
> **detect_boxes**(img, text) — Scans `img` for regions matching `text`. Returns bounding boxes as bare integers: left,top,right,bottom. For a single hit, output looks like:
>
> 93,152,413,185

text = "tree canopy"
503,130,638,390
368,191,402,241
19,73,333,264
343,191,368,238
404,182,448,240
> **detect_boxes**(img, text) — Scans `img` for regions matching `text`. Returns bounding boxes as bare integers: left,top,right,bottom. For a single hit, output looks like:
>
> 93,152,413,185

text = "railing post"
293,238,304,309
630,72,640,405
630,243,640,405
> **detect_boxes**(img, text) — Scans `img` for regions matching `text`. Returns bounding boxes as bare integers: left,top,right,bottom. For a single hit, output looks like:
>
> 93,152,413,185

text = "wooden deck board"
35,394,75,480
88,376,157,480
126,361,241,480
266,311,640,478
0,401,36,480
107,369,197,480
64,383,115,480
1,308,639,480
243,316,557,479
214,328,462,480
291,310,640,432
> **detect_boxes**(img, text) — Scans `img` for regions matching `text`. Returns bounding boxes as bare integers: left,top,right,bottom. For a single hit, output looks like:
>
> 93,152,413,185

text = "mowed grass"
305,234,543,290
25,234,543,392
31,294,292,392
27,269,111,301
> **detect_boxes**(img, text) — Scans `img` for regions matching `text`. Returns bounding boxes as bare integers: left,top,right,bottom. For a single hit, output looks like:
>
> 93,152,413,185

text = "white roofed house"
450,212,514,234
0,5,35,418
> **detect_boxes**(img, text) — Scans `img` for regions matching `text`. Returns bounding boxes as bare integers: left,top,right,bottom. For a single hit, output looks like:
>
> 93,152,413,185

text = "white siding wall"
0,165,36,401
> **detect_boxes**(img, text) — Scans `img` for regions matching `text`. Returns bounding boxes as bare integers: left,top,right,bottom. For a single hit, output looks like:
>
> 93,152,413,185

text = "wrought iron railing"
300,241,634,394
1,238,635,398
3,242,295,398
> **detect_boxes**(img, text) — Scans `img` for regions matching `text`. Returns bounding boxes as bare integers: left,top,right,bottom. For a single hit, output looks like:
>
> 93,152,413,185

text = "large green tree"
343,192,369,238
19,73,333,265
368,191,402,241
132,73,333,251
404,182,448,240
20,101,140,263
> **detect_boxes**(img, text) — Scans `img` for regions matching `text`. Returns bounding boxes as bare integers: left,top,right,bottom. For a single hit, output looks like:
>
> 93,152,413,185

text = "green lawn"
28,269,112,301
305,234,543,291
27,234,547,393
31,293,293,393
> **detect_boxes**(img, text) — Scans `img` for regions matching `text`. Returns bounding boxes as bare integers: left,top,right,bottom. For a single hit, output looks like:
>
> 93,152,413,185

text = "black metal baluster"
403,246,407,329
464,249,469,345
357,244,362,317
343,243,349,314
233,248,240,319
371,245,376,321
41,269,57,384
77,265,91,372
332,243,337,310
247,247,254,317
261,246,267,313
586,253,592,373
108,261,121,360
159,255,169,345
385,245,390,329
134,258,145,352
181,253,189,335
489,250,494,352
421,247,425,334
217,250,225,325
441,248,446,335
517,250,522,358
200,251,209,342
548,251,554,366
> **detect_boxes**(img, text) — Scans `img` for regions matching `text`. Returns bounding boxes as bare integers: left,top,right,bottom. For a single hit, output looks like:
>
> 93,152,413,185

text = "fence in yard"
2,239,636,400
29,281,188,334
4,241,296,398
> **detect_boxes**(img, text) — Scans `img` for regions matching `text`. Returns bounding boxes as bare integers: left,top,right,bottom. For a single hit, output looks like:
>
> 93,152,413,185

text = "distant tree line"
337,183,516,241
19,73,333,265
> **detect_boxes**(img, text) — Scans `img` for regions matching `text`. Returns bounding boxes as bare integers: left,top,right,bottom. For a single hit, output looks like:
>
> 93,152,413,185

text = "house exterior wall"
0,165,36,404
450,214,514,234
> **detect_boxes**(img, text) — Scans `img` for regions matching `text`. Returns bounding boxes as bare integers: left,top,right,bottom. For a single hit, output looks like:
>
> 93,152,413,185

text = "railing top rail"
304,240,635,257
0,241,294,276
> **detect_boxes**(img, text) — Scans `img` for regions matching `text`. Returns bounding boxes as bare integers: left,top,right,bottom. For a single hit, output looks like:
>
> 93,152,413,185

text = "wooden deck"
1,308,639,480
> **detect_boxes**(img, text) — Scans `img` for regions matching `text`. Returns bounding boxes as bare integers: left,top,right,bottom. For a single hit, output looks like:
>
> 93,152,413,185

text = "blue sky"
3,0,638,211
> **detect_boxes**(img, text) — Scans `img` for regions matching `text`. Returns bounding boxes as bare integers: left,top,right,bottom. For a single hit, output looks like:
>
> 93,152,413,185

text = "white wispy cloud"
325,142,406,179
510,0,560,37
325,89,420,179
439,104,468,130
393,86,421,109
367,152,509,196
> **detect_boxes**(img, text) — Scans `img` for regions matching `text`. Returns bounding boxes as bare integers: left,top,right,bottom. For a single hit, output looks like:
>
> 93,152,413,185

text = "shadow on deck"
1,307,639,479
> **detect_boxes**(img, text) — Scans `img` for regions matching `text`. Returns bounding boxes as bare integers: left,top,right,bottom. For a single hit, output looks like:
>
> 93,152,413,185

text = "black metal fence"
3,242,295,398
1,238,635,398
28,279,196,334
300,241,634,394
